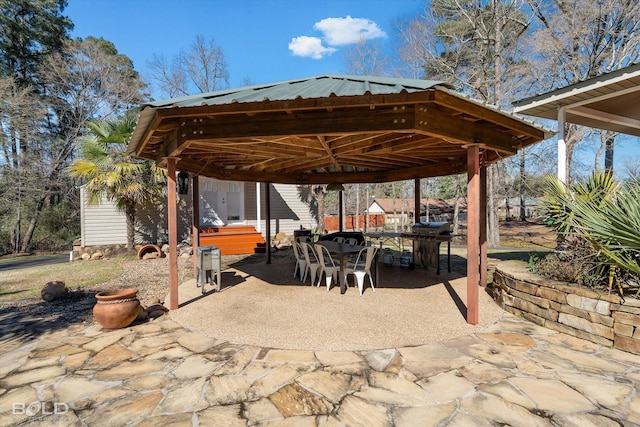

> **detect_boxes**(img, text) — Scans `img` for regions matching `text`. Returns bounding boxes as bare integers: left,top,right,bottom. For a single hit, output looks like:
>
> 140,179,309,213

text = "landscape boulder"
41,280,67,302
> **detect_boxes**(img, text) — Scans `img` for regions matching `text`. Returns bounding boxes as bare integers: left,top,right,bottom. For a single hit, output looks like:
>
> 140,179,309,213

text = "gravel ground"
171,249,505,351
1,249,505,351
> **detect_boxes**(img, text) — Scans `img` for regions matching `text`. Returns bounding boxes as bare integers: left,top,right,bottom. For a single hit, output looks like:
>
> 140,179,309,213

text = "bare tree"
395,0,531,247
1,37,144,253
525,0,640,179
147,35,229,98
343,38,391,76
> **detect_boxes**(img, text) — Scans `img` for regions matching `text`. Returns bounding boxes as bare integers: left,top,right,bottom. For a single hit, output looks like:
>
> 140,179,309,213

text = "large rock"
41,280,67,302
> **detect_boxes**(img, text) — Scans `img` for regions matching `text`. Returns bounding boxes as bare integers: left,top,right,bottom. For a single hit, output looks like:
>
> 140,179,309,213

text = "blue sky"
66,0,423,95
65,0,638,175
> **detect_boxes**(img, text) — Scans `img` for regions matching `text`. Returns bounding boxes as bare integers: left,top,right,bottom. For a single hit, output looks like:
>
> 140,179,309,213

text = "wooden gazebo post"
339,190,344,232
191,175,200,280
480,164,488,288
166,157,179,310
414,178,421,222
466,146,480,324
265,182,271,264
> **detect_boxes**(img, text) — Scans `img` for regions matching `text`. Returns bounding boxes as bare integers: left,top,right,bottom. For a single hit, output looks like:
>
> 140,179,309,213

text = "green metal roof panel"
144,75,451,109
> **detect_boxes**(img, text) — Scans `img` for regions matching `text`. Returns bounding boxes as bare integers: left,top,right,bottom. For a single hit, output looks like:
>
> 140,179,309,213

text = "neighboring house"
367,198,456,227
79,177,317,254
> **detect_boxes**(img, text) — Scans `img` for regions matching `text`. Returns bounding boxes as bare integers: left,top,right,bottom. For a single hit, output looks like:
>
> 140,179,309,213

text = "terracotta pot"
93,288,141,329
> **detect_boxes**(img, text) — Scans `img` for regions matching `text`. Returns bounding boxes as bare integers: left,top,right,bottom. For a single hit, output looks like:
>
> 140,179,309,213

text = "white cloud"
314,16,386,46
288,36,337,60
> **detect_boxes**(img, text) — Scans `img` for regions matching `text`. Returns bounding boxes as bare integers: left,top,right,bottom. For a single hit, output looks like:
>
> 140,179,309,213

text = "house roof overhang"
513,63,640,137
128,75,550,184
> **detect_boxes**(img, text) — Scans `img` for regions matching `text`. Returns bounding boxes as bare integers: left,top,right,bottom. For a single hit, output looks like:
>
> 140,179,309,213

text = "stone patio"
1,308,639,426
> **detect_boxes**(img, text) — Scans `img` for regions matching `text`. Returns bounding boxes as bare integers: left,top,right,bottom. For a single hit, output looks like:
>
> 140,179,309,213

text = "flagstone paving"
1,312,639,426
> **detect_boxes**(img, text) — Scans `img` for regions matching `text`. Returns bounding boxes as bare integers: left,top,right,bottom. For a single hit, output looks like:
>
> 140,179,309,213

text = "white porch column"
557,106,567,183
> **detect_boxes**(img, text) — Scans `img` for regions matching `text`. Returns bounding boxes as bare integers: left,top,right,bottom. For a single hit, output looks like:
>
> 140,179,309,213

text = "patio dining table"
316,241,364,294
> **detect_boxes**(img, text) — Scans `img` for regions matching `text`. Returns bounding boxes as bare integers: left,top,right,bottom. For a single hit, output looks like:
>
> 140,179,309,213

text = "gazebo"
128,75,550,324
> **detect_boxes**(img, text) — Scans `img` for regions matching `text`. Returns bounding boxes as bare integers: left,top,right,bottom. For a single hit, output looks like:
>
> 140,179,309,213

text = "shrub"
537,172,640,296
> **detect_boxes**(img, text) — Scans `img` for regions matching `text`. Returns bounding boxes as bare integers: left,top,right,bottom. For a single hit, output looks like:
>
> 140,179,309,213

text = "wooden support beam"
181,107,415,140
191,174,200,282
317,135,342,172
480,165,488,288
416,106,518,155
466,146,480,325
265,182,271,265
339,190,344,232
184,157,467,185
414,178,421,222
166,157,179,310
433,89,547,140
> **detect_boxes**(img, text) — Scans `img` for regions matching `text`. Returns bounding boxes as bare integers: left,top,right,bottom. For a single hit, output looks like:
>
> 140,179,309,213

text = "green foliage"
539,172,640,295
30,202,79,251
67,116,166,250
433,174,466,199
68,116,165,208
0,0,72,85
0,8,145,253
528,252,542,274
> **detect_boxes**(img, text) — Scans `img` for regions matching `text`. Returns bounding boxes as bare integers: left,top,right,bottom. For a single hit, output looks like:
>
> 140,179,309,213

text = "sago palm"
67,117,167,251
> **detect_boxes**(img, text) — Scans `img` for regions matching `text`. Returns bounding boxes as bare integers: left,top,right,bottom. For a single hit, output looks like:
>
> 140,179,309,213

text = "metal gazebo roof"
128,75,550,184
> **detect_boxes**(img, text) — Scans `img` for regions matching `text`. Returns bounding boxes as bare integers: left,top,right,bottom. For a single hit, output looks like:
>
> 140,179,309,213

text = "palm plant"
540,172,640,295
67,116,166,252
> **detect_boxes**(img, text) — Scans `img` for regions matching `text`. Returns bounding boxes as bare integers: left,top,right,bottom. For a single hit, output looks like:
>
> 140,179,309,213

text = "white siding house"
245,183,316,236
80,186,128,246
79,180,317,248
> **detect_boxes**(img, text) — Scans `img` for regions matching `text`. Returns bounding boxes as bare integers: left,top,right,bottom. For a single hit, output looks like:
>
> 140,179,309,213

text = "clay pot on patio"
93,288,141,329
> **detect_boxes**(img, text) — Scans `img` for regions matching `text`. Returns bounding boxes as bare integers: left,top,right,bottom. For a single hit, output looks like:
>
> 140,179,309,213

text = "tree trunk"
316,187,326,235
604,133,615,173
425,178,430,221
452,175,461,236
365,185,370,233
595,137,605,172
565,124,580,184
392,182,398,233
124,199,136,252
20,212,39,253
595,131,616,173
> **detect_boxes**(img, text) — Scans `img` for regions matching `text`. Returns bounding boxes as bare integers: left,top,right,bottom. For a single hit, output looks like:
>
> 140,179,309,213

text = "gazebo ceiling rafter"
128,75,550,185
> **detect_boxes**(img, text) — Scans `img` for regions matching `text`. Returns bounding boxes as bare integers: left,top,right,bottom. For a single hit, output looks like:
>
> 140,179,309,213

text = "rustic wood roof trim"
129,76,548,184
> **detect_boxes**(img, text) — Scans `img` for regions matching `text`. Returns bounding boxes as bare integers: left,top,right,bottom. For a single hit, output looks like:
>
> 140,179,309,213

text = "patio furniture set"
292,233,378,296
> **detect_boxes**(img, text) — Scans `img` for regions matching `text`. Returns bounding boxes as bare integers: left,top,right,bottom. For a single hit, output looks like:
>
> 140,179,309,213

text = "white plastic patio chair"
346,246,377,296
301,242,320,286
315,244,340,291
292,240,307,281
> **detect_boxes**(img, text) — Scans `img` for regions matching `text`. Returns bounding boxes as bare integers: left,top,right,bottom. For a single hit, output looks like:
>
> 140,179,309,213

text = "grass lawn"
0,256,135,302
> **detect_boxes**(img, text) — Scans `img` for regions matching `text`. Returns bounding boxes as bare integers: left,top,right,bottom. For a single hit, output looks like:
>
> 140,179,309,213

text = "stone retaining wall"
492,260,640,355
